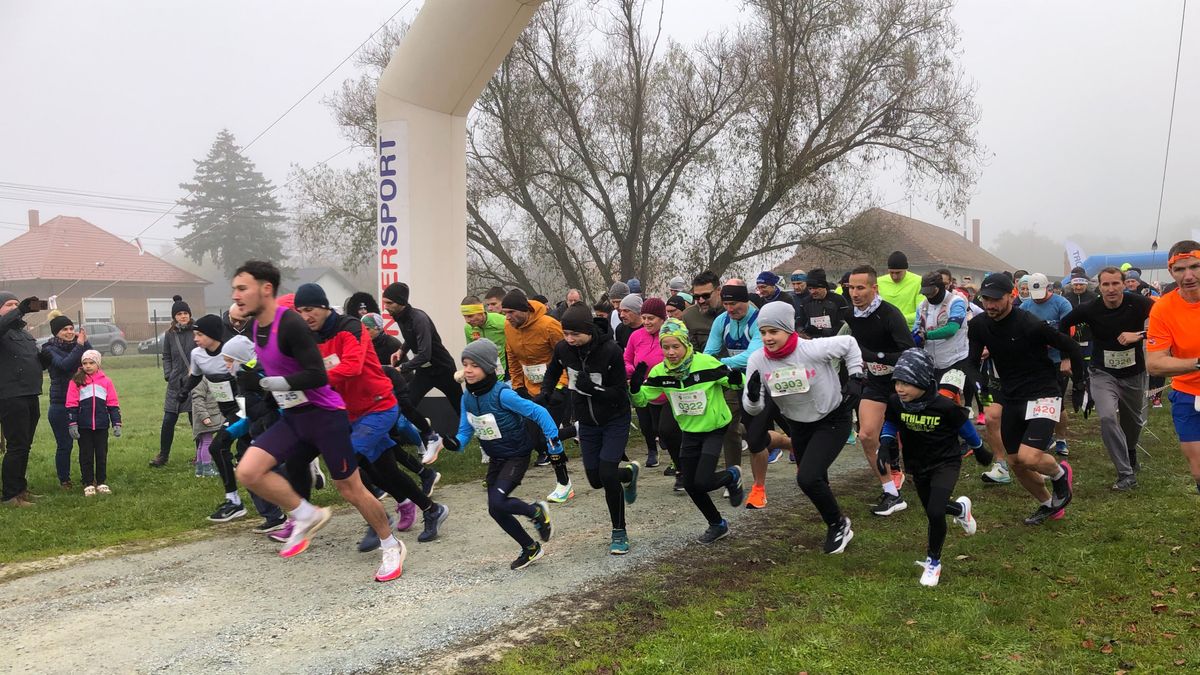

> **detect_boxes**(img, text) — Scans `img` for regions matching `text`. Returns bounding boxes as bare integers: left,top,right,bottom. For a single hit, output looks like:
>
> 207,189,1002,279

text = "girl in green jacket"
631,319,744,543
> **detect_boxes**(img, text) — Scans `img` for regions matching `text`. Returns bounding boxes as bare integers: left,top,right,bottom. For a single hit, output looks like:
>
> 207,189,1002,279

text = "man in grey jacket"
1,292,47,507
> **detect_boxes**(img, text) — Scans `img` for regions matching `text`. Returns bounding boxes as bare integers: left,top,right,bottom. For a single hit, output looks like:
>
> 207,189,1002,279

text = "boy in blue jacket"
455,339,557,570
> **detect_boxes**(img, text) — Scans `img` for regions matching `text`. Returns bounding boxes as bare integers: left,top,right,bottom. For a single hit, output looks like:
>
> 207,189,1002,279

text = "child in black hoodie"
542,305,639,555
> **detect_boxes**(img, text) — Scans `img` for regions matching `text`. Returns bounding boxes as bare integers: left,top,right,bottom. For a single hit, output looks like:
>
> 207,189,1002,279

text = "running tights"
635,406,658,462
584,462,632,529
488,483,538,548
678,427,733,526
787,405,851,526
914,461,964,561
649,404,681,468
359,451,433,511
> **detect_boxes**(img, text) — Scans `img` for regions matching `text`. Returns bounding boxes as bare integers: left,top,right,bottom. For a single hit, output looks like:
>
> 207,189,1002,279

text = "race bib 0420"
1025,397,1061,422
668,389,707,416
768,367,810,395
468,412,502,441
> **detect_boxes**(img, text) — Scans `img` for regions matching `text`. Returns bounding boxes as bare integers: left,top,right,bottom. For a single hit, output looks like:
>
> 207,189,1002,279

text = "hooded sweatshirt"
67,370,121,430
313,312,397,421
504,300,568,396
543,325,629,426
624,325,667,404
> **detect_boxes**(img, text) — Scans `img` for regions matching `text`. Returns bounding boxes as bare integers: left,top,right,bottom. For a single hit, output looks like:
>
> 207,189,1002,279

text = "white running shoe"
954,496,976,535
421,432,444,465
279,506,332,558
981,462,1011,485
96,484,111,495
916,557,941,586
375,541,407,582
310,459,327,490
547,482,574,503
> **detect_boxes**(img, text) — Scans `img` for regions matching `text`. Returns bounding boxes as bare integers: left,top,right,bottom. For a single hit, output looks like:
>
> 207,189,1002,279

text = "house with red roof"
0,210,208,341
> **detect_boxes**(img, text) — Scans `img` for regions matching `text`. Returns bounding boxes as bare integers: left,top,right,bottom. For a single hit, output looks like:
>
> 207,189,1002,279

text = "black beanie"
170,294,191,317
807,268,829,290
719,284,749,303
194,314,224,341
502,289,532,312
382,282,410,307
294,283,330,309
49,313,74,336
344,291,380,315
561,304,595,334
887,251,909,270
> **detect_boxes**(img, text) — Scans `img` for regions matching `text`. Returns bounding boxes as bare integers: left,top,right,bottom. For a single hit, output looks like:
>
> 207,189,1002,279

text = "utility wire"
1151,0,1188,258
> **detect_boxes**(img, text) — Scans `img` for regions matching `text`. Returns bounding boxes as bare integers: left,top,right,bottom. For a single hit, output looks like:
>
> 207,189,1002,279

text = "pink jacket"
624,327,665,404
66,370,122,430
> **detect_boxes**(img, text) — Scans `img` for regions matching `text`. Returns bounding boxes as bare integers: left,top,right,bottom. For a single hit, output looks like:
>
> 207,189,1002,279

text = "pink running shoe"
268,520,294,543
395,500,418,532
279,507,332,558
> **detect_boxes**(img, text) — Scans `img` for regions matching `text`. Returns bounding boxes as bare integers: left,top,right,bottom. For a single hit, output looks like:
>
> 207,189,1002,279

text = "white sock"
399,499,412,507
882,481,899,497
226,492,241,506
291,499,317,521
1051,465,1065,480
380,535,400,549
1041,499,1052,508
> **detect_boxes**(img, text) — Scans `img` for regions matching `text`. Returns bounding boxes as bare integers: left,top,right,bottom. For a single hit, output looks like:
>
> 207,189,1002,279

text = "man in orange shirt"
1147,239,1200,494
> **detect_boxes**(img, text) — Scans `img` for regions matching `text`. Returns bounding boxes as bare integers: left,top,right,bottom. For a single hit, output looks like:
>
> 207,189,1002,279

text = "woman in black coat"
40,312,91,487
149,296,195,467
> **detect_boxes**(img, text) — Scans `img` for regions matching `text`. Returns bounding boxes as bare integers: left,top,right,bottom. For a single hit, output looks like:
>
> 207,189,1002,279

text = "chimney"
27,209,39,230
971,218,980,246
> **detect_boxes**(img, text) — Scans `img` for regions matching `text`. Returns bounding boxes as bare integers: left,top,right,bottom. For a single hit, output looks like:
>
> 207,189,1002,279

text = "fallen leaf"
905,619,917,626
1101,644,1114,654
1127,623,1138,633
1170,546,1182,554
1152,604,1169,614
1117,670,1128,675
1082,639,1095,649
1162,632,1177,639
1168,586,1178,594
1175,610,1195,617
1049,591,1059,599
573,639,581,648
1188,592,1197,600
956,554,969,561
749,557,760,564
980,654,992,660
714,610,725,617
1175,659,1187,666
1152,590,1166,598
1009,653,1022,661
1002,563,1014,570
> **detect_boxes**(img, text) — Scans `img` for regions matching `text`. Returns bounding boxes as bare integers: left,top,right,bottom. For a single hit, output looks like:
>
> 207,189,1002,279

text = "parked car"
36,322,128,356
138,332,166,355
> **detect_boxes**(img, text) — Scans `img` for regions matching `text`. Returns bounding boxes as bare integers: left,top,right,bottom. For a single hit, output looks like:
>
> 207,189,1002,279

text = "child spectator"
67,350,121,496
191,378,223,477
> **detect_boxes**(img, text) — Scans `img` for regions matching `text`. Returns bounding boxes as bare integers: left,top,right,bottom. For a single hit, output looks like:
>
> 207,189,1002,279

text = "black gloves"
575,373,601,396
630,362,648,393
17,297,41,314
745,371,762,404
236,369,263,394
843,373,866,407
876,436,897,476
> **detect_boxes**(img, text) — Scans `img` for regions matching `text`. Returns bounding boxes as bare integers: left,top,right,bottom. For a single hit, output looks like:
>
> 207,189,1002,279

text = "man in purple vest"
231,260,405,583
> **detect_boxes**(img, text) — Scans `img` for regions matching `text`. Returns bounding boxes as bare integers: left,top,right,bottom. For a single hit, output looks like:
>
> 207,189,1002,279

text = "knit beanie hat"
755,271,781,287
807,269,828,290
640,297,666,320
619,293,644,314
560,304,595,334
757,301,796,334
344,291,380,316
360,313,385,331
170,294,191,317
887,251,909,270
0,290,16,307
658,318,690,347
502,289,532,312
382,282,410,307
627,278,642,294
666,295,687,312
194,314,225,341
220,335,256,365
894,348,936,390
608,281,630,301
462,338,500,374
668,276,687,292
719,284,749,303
49,311,74,336
81,349,102,366
294,283,330,309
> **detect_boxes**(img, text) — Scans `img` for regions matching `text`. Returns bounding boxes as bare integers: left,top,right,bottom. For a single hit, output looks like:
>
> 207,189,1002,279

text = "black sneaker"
420,468,441,498
1050,461,1073,510
673,475,686,492
1023,504,1063,525
530,501,553,542
417,503,449,542
823,516,853,554
646,453,660,468
252,515,288,534
726,466,745,507
1111,475,1138,492
207,500,247,523
663,464,677,477
534,453,551,467
697,519,729,544
357,525,382,552
871,492,907,516
511,543,544,570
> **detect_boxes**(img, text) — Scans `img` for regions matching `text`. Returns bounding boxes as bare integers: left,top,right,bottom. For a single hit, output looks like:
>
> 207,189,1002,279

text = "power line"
1151,0,1188,257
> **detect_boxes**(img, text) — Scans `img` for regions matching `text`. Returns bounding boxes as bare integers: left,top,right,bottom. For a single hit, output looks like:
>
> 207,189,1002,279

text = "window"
147,298,175,323
82,298,114,324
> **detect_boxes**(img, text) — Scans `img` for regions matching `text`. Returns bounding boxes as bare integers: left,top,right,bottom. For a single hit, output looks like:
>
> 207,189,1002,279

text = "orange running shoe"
745,484,767,510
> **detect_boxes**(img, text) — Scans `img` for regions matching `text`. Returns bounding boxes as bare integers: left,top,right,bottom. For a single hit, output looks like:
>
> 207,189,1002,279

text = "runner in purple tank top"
231,260,406,582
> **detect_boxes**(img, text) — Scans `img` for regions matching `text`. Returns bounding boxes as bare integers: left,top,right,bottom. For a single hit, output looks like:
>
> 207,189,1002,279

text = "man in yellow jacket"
878,250,923,328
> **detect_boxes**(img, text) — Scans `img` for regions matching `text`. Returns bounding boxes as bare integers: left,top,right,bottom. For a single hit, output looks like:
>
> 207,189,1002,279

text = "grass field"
488,404,1200,674
0,361,490,564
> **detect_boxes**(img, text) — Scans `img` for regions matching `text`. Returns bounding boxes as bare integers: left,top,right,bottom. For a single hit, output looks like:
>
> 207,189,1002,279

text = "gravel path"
0,450,864,674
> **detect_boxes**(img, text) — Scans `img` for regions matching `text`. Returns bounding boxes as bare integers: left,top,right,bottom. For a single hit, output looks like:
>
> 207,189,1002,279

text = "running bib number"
809,315,831,330
271,390,309,409
1102,348,1135,370
865,362,894,376
210,380,234,403
468,412,502,441
323,353,341,370
566,368,601,391
940,369,966,392
523,363,548,384
727,349,746,357
768,367,810,395
668,390,707,416
1025,397,1061,422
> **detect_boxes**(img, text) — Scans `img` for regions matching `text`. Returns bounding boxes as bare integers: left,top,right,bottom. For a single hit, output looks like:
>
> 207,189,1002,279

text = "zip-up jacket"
191,378,227,439
505,300,568,396
161,323,195,414
632,353,740,434
543,329,629,426
395,304,456,374
66,370,121,430
314,312,397,421
797,292,849,337
42,337,91,405
624,327,666,404
457,379,558,458
465,312,509,375
743,336,863,423
703,306,763,372
0,307,44,399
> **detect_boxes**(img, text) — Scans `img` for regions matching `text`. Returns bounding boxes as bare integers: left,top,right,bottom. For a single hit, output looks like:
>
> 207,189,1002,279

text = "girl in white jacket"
743,301,865,554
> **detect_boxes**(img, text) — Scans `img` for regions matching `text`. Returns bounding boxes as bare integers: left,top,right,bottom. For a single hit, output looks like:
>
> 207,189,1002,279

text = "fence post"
152,310,161,369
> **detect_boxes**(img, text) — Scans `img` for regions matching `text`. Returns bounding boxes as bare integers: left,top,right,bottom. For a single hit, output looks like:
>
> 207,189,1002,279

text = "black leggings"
787,402,852,526
649,404,681,467
358,450,433,511
678,426,734,526
635,406,658,460
212,433,237,493
584,462,633,529
408,368,463,417
488,457,538,548
158,410,192,459
914,460,964,561
77,428,109,485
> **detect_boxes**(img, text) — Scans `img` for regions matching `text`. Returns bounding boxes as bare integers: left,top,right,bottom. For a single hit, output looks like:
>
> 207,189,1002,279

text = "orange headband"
1168,251,1200,268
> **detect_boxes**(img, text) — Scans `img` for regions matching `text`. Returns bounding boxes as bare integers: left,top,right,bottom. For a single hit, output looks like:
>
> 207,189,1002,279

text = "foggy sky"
1,0,1196,268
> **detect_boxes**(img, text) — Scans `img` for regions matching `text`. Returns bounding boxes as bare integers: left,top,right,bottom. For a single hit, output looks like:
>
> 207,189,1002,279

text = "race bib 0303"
768,367,810,395
668,389,707,416
1025,397,1061,422
467,412,503,441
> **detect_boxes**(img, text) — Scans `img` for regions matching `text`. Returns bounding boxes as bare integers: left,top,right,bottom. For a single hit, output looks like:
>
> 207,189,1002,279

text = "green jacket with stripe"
631,353,741,433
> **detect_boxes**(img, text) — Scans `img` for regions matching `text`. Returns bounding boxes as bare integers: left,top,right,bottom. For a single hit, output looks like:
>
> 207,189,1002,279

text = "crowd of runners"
3,238,1199,587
